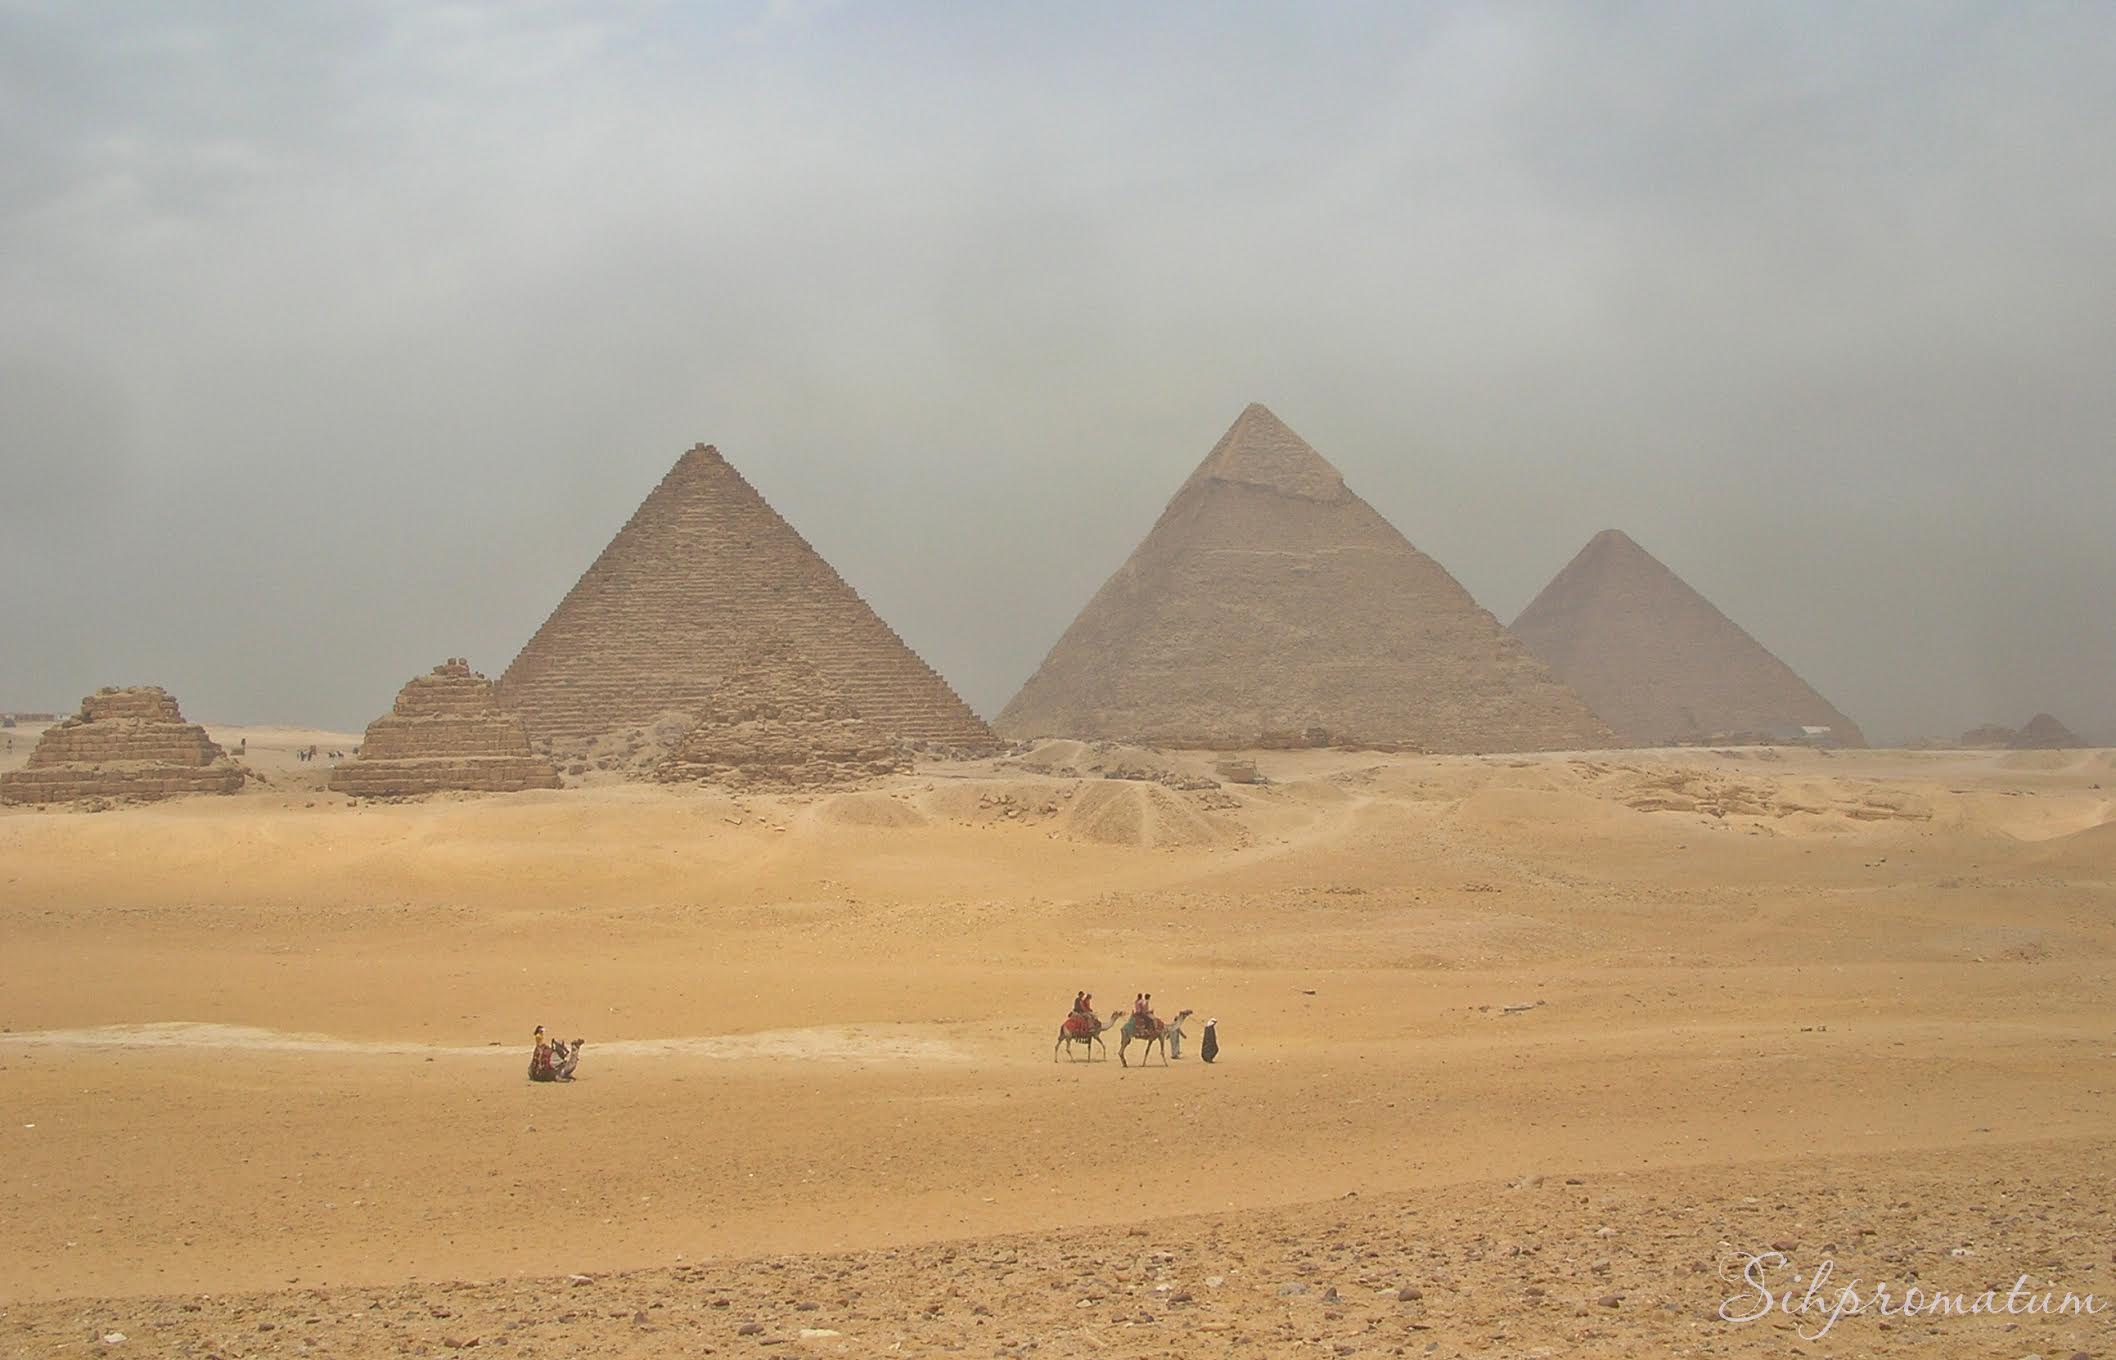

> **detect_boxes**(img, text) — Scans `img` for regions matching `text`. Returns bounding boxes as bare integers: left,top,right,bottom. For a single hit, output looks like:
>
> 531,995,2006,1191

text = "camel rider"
1072,991,1087,1016
529,1026,556,1082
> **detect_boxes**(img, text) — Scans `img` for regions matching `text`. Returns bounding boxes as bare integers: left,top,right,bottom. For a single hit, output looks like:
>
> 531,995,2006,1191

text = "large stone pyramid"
1509,529,1865,748
330,659,562,796
996,404,1615,752
0,686,244,804
654,639,909,790
498,444,994,758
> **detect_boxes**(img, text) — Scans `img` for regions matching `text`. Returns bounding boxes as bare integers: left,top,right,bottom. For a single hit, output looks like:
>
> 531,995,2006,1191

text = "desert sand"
3,737,2113,1356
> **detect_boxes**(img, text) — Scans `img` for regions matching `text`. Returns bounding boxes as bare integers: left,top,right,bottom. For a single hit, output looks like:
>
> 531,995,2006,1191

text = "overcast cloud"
3,1,2112,743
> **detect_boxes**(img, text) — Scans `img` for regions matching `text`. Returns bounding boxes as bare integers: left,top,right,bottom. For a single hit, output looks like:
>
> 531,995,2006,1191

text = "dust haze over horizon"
2,3,2112,745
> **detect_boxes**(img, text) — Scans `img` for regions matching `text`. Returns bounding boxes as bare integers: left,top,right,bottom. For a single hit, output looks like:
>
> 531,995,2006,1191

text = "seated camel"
529,1037,586,1082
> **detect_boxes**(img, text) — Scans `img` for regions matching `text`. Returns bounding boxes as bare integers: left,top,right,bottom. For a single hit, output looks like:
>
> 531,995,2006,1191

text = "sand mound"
1060,780,1237,848
808,791,929,829
913,781,1084,831
1013,738,1093,771
2035,817,2116,869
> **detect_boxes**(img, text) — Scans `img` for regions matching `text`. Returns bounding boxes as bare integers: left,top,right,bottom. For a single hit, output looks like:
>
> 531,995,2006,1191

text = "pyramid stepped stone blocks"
498,445,994,761
1510,529,1866,748
329,660,562,797
997,404,1614,753
0,686,244,804
2011,713,2080,749
654,641,909,791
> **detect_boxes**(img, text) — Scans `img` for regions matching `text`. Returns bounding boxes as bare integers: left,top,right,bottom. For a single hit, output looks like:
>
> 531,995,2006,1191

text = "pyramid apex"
1182,404,1348,502
1582,528,1651,557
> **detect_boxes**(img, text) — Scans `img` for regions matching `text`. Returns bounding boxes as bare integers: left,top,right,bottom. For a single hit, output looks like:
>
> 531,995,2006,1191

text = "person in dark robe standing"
1200,1018,1219,1064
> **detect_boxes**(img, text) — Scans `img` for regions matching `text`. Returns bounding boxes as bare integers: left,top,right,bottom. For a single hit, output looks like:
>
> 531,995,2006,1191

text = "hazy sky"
4,2,2112,743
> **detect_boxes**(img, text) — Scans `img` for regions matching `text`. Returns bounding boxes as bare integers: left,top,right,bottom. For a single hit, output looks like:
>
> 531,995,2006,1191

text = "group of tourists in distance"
1057,990,1218,1067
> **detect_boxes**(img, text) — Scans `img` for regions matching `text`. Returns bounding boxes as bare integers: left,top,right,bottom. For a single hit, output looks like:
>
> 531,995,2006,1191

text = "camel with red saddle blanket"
1054,1009,1123,1062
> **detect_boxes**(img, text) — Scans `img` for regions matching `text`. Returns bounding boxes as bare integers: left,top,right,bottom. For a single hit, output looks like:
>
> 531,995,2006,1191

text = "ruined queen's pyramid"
1510,530,1865,747
1,686,243,804
996,405,1615,752
330,660,561,796
497,445,994,757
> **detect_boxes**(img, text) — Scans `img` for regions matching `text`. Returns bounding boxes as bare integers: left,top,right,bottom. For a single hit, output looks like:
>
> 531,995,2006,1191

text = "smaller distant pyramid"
1511,530,1865,748
1957,723,2017,748
330,660,562,797
1,686,244,804
2011,713,2079,749
654,640,909,791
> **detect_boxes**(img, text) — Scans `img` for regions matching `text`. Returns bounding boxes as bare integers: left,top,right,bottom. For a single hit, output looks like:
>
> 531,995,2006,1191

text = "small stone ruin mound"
329,659,561,797
655,645,909,792
2011,713,2080,750
0,686,244,805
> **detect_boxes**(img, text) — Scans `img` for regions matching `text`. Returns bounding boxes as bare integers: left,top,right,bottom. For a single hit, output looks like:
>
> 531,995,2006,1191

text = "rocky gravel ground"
8,1137,2109,1359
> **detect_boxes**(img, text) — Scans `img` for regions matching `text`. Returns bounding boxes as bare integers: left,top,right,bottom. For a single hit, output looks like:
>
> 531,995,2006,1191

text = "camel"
1119,1009,1192,1068
529,1036,585,1082
1054,1009,1122,1062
